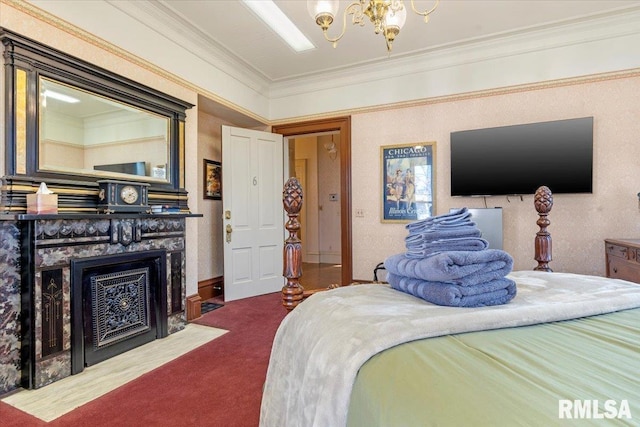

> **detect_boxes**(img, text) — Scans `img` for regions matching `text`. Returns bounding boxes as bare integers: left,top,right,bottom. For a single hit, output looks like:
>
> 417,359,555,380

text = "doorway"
273,117,352,288
291,133,342,291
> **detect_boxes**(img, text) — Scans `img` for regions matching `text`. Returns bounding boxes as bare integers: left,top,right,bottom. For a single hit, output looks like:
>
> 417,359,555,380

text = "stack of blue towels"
384,208,517,307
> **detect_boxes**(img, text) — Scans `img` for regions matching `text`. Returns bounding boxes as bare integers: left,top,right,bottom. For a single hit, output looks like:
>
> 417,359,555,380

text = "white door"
222,125,284,301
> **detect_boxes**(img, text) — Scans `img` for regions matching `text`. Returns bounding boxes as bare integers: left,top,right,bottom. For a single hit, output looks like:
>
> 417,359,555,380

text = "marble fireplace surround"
0,214,191,394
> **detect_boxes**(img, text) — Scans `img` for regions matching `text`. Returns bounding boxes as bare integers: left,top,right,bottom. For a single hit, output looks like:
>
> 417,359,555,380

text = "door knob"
225,224,233,243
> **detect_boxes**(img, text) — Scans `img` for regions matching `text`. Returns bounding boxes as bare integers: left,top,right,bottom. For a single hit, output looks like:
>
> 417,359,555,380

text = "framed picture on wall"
381,142,436,223
204,159,222,200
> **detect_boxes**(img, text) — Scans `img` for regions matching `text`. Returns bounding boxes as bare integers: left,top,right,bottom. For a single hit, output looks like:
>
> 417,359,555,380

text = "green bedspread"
261,271,640,427
348,308,640,426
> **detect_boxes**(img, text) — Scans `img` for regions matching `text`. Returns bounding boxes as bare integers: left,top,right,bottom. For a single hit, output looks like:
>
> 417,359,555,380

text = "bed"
260,182,640,426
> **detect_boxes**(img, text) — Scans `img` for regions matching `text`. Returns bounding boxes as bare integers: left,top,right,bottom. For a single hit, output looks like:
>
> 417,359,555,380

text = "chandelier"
307,0,439,52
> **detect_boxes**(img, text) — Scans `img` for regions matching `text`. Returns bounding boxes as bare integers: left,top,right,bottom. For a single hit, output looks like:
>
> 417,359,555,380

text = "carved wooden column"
282,178,304,310
534,186,553,272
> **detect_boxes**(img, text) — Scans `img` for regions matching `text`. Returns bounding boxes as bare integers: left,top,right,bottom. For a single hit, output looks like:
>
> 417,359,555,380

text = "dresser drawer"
605,243,630,260
607,257,640,284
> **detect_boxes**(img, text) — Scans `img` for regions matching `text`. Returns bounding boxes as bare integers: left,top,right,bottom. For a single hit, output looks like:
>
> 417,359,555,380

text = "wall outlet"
355,208,364,217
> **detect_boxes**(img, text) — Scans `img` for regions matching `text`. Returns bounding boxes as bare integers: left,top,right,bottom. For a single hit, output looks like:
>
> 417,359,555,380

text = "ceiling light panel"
242,0,316,52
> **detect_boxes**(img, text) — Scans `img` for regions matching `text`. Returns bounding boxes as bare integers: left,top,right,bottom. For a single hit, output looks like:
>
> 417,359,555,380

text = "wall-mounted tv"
94,161,147,176
450,117,593,197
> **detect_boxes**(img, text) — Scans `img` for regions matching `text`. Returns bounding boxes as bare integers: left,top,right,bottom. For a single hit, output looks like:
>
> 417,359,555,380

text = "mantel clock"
97,180,150,213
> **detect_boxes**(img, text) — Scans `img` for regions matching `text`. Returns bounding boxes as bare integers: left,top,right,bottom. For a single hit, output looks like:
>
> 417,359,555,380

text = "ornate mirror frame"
1,28,194,213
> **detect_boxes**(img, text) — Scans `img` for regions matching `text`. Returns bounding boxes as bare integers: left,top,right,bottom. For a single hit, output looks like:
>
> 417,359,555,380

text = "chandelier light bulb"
307,0,339,29
307,0,339,18
385,2,407,30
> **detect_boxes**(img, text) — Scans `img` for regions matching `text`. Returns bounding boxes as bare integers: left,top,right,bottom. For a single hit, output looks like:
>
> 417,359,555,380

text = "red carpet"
0,292,287,427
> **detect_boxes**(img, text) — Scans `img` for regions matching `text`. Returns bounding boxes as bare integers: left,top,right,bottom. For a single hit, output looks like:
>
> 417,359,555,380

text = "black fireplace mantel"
0,212,202,221
0,213,197,393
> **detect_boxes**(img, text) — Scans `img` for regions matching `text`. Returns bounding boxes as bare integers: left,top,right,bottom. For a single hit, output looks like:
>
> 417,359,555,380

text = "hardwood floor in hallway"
300,262,342,292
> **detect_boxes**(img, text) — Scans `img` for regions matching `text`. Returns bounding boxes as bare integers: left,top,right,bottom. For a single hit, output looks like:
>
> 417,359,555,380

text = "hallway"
300,262,342,292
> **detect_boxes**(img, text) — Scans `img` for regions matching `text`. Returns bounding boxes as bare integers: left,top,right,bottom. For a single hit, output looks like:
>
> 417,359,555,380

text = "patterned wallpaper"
351,75,640,280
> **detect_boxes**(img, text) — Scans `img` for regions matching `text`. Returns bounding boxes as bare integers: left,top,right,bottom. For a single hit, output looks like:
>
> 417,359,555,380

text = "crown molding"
107,0,271,96
268,67,640,126
269,6,640,100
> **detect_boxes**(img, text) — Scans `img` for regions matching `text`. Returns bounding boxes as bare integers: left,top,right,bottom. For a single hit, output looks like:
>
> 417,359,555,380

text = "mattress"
348,308,640,426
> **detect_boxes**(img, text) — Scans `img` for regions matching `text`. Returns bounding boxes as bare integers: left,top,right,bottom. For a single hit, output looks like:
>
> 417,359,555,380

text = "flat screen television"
450,117,593,196
94,161,147,176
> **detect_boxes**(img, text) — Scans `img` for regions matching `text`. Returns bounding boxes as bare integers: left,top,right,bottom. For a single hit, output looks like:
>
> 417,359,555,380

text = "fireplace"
70,250,168,374
0,216,189,393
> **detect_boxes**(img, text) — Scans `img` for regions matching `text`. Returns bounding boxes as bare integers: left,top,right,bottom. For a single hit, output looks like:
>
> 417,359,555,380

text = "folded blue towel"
405,226,481,244
421,226,482,239
406,237,489,259
387,273,517,307
409,237,489,250
384,250,513,285
405,208,471,233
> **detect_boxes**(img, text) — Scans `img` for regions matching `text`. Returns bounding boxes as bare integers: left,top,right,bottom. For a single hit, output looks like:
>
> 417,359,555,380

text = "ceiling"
152,0,639,83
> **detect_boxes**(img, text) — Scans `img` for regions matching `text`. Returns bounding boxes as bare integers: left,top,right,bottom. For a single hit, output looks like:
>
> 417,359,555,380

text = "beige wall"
317,135,341,264
197,110,228,281
39,140,84,169
84,138,167,174
295,137,319,261
351,75,640,280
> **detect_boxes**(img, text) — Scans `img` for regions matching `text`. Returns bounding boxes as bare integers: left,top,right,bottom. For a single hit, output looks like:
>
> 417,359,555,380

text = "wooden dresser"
605,238,640,284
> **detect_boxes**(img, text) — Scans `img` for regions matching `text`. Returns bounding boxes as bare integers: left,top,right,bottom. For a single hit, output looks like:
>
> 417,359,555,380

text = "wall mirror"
2,27,193,194
39,78,171,183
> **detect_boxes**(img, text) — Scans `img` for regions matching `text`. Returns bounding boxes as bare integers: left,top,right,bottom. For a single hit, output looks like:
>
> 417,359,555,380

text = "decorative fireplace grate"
91,268,151,350
71,250,168,374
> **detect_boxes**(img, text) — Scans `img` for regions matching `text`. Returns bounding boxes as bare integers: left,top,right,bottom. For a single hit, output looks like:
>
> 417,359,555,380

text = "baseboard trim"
198,276,224,300
186,294,202,321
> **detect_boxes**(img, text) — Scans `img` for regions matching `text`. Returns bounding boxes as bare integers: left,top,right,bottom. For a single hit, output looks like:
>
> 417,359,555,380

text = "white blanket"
259,271,640,427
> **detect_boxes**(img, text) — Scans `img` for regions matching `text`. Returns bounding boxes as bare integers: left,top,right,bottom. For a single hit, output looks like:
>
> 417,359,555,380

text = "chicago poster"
381,142,436,222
